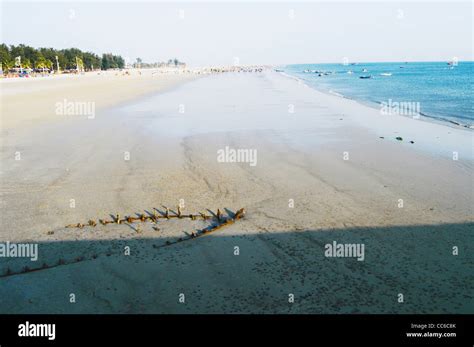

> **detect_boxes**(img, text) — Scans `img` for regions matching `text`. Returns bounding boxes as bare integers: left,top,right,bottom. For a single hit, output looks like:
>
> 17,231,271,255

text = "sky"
0,1,472,66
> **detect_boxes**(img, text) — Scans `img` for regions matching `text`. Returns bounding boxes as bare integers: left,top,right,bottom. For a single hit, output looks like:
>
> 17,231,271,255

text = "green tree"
82,52,100,71
101,53,111,70
115,55,124,69
22,58,32,69
0,44,12,70
35,55,49,69
2,44,127,72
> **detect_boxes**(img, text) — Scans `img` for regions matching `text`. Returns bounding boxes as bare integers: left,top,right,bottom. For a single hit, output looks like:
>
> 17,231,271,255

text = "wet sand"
0,71,472,313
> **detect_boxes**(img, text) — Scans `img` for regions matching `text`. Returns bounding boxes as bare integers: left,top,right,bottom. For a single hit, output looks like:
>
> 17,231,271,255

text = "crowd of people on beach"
150,65,269,75
1,65,270,79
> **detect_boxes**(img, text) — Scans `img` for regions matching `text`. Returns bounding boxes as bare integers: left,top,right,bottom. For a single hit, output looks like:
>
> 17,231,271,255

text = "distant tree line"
133,57,185,68
0,44,125,71
101,53,125,70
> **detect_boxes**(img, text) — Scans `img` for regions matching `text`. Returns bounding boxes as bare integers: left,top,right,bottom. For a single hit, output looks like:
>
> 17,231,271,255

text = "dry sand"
0,71,472,313
0,69,197,129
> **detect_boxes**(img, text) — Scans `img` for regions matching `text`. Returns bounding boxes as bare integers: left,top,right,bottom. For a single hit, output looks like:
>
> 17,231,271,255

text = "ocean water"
283,62,473,127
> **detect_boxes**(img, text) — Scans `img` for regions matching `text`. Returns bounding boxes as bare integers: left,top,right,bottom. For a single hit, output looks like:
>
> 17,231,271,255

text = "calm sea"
283,61,473,127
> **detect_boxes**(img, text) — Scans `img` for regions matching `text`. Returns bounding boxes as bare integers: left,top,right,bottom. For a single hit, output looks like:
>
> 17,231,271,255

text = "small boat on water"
380,73,392,76
347,70,353,74
359,75,372,79
362,68,368,72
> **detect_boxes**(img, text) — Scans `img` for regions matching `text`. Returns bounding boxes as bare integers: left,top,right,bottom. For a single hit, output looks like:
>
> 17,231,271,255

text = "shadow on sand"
0,222,472,314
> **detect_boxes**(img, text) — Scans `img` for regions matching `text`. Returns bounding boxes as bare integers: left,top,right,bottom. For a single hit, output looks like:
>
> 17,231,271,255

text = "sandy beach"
0,69,197,130
0,70,472,313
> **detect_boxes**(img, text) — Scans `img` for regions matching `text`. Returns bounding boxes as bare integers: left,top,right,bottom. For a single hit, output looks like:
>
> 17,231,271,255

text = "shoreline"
279,67,474,130
272,71,472,163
